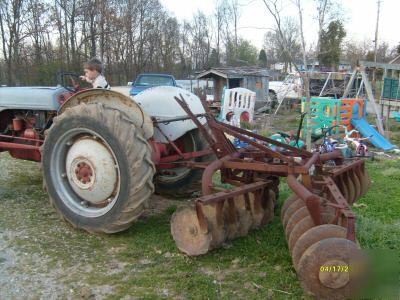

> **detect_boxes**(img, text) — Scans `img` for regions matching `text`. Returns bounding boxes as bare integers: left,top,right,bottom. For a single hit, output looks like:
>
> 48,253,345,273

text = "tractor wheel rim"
51,128,121,218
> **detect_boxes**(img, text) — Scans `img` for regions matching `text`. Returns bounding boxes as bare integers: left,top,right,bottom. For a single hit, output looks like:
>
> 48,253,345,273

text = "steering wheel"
57,72,82,93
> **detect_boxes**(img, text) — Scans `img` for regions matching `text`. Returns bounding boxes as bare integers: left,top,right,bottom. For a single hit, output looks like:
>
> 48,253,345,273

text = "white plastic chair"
220,88,256,127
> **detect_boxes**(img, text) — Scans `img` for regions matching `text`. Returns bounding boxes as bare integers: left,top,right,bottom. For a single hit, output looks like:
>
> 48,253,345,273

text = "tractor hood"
0,86,67,111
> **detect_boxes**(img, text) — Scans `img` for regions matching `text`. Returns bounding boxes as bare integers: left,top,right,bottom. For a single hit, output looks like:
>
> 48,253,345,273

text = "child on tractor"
80,58,110,89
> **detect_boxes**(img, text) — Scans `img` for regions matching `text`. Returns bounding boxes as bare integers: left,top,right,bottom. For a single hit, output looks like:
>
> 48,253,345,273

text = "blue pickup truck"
130,74,177,97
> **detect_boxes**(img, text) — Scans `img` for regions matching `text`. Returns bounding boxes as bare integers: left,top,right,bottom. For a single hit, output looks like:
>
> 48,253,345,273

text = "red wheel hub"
75,162,93,184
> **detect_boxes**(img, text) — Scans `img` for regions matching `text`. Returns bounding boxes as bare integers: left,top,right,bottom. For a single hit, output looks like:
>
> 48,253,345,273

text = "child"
80,58,110,89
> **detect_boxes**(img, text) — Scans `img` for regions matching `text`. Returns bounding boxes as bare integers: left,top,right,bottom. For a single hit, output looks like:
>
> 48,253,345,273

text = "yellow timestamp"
320,265,349,272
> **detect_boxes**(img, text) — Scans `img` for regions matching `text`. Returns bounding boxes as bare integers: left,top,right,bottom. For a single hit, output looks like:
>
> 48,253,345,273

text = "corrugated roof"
196,67,270,79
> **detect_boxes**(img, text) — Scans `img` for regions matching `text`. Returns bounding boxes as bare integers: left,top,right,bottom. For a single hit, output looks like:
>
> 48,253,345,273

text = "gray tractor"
0,73,209,233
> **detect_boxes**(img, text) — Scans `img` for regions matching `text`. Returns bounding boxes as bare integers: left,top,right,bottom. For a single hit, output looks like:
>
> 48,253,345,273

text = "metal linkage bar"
152,113,207,124
174,94,236,157
214,121,312,158
321,176,356,242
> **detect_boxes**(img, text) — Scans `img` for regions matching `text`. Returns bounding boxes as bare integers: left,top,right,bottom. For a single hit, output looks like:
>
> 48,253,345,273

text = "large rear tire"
42,103,155,233
155,129,208,196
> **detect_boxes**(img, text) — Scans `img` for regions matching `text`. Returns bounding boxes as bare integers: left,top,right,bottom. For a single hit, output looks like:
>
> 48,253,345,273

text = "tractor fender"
59,89,154,139
134,86,207,143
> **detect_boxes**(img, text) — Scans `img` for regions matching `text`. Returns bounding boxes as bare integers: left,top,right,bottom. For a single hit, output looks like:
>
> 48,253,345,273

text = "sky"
160,0,399,51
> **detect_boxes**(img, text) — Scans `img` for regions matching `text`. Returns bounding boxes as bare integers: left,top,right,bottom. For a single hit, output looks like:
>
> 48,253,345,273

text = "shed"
196,67,270,103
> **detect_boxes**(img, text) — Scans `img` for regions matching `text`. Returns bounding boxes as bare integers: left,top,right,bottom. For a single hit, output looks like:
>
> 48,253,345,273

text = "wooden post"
380,68,387,122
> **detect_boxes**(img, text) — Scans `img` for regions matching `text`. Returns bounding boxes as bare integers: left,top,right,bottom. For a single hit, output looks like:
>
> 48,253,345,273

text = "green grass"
0,153,399,298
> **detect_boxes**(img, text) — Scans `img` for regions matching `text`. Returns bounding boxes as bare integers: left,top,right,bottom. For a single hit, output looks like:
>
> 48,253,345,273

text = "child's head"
83,58,103,80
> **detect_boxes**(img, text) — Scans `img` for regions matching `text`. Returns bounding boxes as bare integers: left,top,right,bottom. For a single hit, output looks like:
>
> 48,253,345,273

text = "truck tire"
42,103,155,233
155,129,208,196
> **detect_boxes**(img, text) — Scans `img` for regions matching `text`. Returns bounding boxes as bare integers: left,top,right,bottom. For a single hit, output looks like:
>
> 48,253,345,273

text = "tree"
226,38,257,66
208,48,219,67
262,0,312,149
263,17,301,72
0,0,28,85
318,20,346,69
342,39,372,66
258,49,267,67
397,43,400,55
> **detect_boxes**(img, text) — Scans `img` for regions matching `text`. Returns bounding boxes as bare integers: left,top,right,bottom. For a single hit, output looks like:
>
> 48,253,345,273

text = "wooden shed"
196,67,270,104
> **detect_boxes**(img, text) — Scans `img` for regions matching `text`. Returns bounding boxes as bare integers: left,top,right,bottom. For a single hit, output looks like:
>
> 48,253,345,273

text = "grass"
0,152,399,299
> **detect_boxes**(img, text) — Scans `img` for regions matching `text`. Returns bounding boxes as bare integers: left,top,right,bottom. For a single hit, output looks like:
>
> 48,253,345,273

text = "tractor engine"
0,110,54,161
10,111,49,138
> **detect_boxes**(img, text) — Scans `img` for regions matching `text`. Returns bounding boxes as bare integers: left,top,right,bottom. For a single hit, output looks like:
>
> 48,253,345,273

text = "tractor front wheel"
42,103,155,233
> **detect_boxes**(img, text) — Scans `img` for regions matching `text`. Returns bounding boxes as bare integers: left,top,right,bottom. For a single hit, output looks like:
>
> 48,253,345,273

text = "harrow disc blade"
297,237,367,299
202,203,227,248
350,170,362,202
337,175,349,202
280,194,298,219
248,192,266,230
282,199,306,228
262,190,275,225
234,195,253,238
288,211,336,253
292,224,347,271
286,215,314,249
355,168,368,197
171,206,212,256
343,172,355,204
285,206,310,240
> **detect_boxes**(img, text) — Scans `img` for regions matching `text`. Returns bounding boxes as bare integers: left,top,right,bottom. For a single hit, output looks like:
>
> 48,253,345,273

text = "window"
136,76,174,86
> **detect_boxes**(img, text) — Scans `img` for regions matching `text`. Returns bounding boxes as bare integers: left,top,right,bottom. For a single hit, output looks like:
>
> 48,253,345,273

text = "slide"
351,118,396,151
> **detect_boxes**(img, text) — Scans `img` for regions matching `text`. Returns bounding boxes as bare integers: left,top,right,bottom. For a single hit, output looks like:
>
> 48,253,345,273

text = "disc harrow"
169,94,370,299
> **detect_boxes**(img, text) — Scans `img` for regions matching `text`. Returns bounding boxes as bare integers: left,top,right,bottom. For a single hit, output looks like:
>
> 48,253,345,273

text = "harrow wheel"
284,206,310,240
337,175,349,201
288,211,336,253
345,173,356,205
280,194,298,219
248,192,266,230
171,206,212,256
297,237,366,299
282,199,306,228
203,203,227,247
292,225,347,271
171,188,276,256
262,190,275,225
287,215,314,252
350,171,361,202
235,195,253,238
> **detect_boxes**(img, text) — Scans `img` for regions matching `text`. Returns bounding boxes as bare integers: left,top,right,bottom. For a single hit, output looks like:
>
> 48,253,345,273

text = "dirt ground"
0,153,186,299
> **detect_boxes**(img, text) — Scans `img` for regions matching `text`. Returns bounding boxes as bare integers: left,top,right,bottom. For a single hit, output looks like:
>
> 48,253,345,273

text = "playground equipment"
342,127,372,157
1,79,370,299
302,97,396,151
219,87,256,126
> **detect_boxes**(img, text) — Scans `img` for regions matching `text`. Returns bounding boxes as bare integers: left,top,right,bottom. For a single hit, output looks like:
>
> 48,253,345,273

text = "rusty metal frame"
172,93,366,242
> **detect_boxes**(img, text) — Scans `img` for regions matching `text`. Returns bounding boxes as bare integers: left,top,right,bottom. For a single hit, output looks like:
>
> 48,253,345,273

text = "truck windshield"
136,76,174,86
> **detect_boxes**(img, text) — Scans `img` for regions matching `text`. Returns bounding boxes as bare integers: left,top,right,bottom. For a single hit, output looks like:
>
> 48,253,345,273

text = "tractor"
0,73,370,299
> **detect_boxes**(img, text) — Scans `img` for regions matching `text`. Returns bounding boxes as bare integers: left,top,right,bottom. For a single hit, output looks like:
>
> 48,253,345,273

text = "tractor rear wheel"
155,129,208,196
42,103,155,233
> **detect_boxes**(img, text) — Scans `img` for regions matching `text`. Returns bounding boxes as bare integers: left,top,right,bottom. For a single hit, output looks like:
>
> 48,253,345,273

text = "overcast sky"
160,0,399,51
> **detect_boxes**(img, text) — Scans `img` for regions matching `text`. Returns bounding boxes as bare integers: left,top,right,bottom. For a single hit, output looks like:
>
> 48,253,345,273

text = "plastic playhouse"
301,97,396,151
